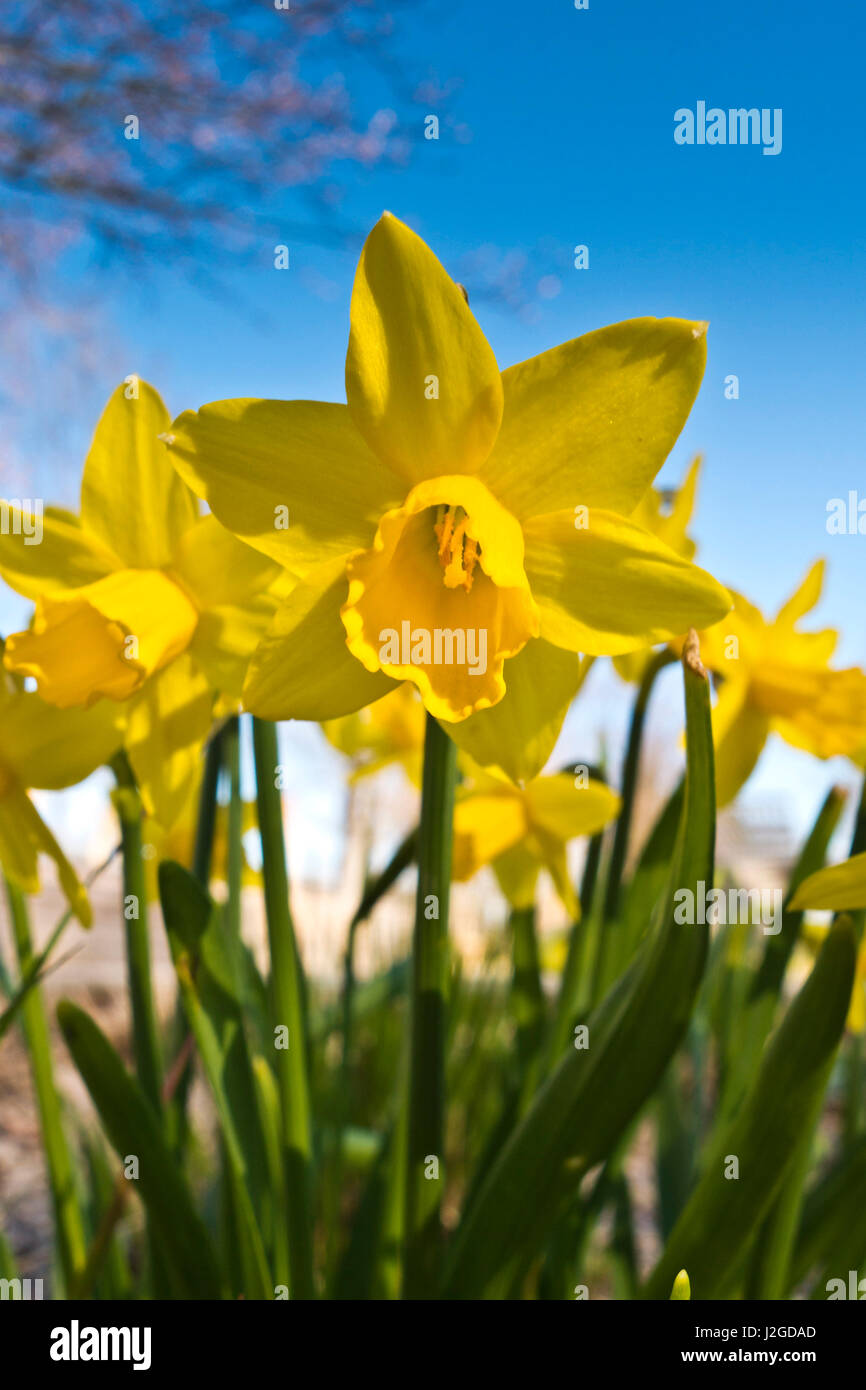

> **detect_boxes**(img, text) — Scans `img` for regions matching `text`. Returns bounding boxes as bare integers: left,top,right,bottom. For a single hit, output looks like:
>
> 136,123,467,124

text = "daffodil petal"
480,317,707,521
172,514,281,609
713,679,771,807
124,658,213,830
775,559,825,626
524,774,621,840
81,381,199,569
0,505,121,600
243,563,397,720
191,592,281,701
523,508,731,654
345,212,503,484
789,852,866,912
165,398,403,574
629,455,701,560
0,786,39,893
452,792,527,882
0,784,91,924
439,639,588,784
769,668,866,758
529,832,579,920
0,694,122,790
491,843,542,911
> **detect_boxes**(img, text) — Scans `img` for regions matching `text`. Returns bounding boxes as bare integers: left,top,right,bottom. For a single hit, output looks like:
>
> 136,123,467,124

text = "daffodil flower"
614,455,702,684
0,665,122,922
165,213,730,783
0,382,282,827
321,683,426,786
452,766,620,918
697,561,866,806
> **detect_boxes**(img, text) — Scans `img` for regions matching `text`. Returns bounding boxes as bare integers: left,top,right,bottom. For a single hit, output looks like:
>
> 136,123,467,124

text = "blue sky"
5,0,866,858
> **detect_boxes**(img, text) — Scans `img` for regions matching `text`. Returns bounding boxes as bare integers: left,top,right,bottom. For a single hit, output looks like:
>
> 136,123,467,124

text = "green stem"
4,877,87,1292
544,817,605,1071
111,754,162,1113
252,716,315,1299
223,715,243,955
193,724,224,887
595,649,674,993
403,715,457,1299
510,906,544,1069
603,649,675,923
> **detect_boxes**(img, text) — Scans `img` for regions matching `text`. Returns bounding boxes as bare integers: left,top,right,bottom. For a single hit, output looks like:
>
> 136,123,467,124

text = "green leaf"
642,916,856,1299
159,860,273,1299
789,1132,866,1296
56,1000,223,1299
443,638,715,1298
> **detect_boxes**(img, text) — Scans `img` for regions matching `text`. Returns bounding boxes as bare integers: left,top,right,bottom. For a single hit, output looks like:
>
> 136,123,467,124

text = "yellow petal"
165,398,403,574
124,657,213,830
345,212,503,484
491,842,542,911
321,683,426,784
769,668,866,759
775,559,825,626
524,774,621,840
0,692,122,790
523,508,731,654
713,679,771,807
0,783,39,893
191,592,282,702
172,514,281,609
452,791,527,882
5,569,199,707
629,455,701,559
0,505,120,600
243,561,396,720
81,381,199,568
0,783,91,924
340,475,538,722
480,317,707,520
789,852,866,912
439,640,589,784
525,831,579,919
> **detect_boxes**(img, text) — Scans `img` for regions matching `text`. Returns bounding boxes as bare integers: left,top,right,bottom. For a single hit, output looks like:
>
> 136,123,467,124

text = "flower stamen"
434,504,480,593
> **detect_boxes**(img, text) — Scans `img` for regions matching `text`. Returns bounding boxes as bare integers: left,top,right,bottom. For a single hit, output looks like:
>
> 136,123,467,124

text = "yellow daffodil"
164,213,730,784
321,683,426,786
0,381,282,828
696,561,866,806
614,455,702,684
452,766,620,918
0,663,122,922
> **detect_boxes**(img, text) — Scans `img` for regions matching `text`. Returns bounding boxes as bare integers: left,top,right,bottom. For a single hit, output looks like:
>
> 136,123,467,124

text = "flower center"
340,474,540,723
434,504,480,592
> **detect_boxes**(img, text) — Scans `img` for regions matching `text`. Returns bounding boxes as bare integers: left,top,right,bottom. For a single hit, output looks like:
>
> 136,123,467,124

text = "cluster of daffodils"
2,213,866,934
